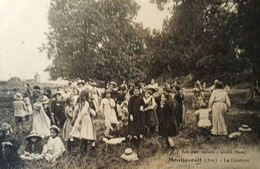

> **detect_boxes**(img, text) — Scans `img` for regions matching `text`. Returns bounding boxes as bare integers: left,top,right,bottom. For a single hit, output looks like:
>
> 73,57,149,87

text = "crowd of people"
0,78,232,168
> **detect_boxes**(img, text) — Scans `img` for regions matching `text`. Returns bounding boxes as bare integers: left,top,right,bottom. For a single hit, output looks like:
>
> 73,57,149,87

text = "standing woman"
159,94,179,150
192,80,205,110
128,86,145,146
208,81,231,135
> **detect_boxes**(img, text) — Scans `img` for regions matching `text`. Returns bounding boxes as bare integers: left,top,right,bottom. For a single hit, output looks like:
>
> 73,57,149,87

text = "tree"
41,0,147,84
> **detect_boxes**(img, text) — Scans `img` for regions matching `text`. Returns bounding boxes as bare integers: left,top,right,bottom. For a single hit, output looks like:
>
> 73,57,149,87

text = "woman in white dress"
32,95,51,138
208,81,231,135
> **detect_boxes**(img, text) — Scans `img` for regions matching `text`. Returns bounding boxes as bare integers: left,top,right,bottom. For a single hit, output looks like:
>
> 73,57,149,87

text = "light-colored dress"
70,101,96,140
208,89,231,135
194,108,212,128
13,100,27,117
24,97,33,115
45,136,66,162
100,98,119,130
62,106,73,140
33,103,51,138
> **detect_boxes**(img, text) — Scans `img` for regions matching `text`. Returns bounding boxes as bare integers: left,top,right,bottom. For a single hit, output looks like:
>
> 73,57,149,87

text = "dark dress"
155,96,163,123
51,100,66,129
128,96,145,136
0,132,22,169
159,101,179,137
143,97,159,127
173,92,184,127
25,140,45,154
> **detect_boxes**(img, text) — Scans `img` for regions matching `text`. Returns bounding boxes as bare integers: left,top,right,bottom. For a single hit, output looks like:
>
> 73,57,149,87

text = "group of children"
5,78,187,167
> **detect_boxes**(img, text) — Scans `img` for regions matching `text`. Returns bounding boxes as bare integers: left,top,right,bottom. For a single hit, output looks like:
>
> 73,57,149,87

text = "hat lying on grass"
228,132,241,139
239,125,252,132
121,148,138,161
102,137,125,145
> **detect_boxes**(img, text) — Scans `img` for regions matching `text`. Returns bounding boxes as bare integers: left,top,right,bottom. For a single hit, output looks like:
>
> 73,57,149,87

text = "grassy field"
0,89,260,169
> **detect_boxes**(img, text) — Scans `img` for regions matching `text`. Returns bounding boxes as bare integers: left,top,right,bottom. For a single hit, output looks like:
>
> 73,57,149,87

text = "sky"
0,0,170,82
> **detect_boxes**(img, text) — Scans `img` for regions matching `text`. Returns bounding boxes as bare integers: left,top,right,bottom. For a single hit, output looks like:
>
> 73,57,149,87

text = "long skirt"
211,102,228,135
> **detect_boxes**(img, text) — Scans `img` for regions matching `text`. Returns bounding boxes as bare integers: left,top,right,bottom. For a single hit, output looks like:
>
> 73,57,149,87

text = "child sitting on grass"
20,131,47,160
45,125,66,162
194,104,212,140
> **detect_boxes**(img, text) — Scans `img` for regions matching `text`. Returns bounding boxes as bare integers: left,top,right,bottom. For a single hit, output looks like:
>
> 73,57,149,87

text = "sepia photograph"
0,0,260,168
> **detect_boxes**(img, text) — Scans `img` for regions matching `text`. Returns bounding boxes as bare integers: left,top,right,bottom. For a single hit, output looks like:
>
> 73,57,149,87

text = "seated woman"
20,131,47,160
45,125,66,162
0,123,22,169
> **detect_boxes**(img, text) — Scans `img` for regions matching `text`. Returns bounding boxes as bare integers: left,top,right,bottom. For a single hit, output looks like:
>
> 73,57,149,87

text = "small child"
45,125,66,162
20,131,47,160
100,89,119,137
13,93,27,134
62,97,74,154
194,105,212,140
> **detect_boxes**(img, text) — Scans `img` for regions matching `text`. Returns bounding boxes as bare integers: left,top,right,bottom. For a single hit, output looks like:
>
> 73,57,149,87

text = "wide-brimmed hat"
239,125,252,132
109,81,117,88
53,91,61,97
38,95,49,104
26,131,42,142
77,80,85,86
89,82,97,86
145,87,158,94
33,85,41,91
228,132,241,139
50,125,61,132
13,93,23,100
121,148,138,161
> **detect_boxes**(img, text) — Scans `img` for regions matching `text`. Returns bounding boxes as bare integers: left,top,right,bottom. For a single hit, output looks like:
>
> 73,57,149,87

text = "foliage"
41,0,148,83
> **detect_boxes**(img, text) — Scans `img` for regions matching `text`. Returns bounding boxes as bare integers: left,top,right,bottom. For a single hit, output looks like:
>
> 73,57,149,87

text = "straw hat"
38,95,49,104
13,93,23,100
239,125,252,132
77,80,85,86
228,132,241,139
50,125,61,132
121,148,138,161
26,131,42,142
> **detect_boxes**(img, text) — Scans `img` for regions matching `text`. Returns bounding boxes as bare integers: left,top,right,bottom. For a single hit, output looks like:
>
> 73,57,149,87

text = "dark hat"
33,85,41,90
89,82,97,86
53,91,61,97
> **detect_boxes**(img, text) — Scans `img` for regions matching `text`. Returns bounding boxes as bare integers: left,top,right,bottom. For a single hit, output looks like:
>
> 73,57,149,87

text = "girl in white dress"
32,96,51,138
100,89,119,136
45,125,66,162
70,90,96,156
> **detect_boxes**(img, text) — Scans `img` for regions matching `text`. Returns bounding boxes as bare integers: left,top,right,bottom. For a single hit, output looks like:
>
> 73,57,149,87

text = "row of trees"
41,0,259,89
